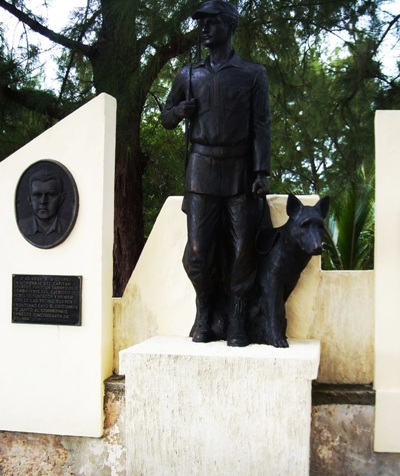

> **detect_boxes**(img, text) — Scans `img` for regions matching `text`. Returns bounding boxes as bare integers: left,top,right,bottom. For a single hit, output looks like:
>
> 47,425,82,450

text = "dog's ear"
286,193,302,217
315,196,330,218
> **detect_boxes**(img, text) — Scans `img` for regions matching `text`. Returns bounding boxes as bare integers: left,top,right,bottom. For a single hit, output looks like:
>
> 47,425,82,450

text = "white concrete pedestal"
120,336,320,475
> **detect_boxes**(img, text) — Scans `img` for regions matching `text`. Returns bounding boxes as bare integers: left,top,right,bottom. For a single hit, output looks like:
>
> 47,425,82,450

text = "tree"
0,0,199,296
0,0,399,294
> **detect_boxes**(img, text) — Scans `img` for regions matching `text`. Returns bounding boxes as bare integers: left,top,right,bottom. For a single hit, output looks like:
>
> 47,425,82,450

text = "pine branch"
375,14,400,53
135,29,197,115
58,4,100,101
0,0,93,58
1,81,72,120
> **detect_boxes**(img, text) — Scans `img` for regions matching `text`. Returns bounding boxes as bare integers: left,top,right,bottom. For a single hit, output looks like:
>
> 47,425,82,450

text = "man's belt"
191,143,249,158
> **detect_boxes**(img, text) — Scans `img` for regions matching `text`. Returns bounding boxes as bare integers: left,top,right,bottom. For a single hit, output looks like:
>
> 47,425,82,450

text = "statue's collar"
194,50,241,71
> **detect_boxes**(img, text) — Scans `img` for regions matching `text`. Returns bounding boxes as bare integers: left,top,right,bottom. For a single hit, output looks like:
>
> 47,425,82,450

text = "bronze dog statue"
247,194,330,347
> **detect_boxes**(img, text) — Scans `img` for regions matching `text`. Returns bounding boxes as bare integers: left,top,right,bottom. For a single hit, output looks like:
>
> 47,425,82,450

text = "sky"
372,0,400,76
1,0,399,89
27,1,88,30
2,1,89,88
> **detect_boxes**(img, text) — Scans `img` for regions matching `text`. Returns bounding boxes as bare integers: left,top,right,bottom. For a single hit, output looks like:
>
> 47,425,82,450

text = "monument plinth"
120,336,320,475
0,93,116,437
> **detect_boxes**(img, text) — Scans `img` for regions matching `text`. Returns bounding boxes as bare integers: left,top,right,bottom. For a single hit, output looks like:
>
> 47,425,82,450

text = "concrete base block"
120,336,320,475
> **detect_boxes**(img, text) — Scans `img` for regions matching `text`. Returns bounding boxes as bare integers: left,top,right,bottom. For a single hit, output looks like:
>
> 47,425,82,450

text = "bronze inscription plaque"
12,274,82,326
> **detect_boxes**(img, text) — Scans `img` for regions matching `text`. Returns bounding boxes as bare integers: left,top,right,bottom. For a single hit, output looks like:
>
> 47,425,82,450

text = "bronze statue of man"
161,0,271,346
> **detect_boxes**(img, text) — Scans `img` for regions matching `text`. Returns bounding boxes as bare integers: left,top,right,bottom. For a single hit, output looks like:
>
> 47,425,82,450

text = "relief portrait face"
15,160,79,249
29,178,65,221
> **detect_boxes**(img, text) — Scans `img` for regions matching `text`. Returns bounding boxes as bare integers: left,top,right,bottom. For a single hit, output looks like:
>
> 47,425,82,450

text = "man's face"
29,179,64,220
200,15,231,48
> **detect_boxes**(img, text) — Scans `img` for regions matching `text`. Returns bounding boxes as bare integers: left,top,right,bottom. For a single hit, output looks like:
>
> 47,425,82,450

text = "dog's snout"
312,244,322,255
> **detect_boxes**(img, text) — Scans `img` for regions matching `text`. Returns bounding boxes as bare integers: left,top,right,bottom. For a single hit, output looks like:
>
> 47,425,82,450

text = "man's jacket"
161,51,271,196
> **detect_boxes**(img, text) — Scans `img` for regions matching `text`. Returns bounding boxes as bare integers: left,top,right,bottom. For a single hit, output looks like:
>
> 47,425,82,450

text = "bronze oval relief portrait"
15,160,79,249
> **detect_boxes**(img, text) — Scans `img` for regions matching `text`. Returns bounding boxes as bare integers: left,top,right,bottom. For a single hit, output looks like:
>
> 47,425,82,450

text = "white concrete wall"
374,110,400,452
114,195,374,384
0,94,116,437
311,270,374,384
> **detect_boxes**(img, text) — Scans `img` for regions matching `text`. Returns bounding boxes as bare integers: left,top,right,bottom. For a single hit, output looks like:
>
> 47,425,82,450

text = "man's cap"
192,1,238,20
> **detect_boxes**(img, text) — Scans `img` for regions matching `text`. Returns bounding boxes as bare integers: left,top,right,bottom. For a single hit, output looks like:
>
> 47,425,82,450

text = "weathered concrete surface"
2,381,400,475
121,336,319,476
0,376,126,476
306,270,374,384
312,383,375,406
311,404,400,475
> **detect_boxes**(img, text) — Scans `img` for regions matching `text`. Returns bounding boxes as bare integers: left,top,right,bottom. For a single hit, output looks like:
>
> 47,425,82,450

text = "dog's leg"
260,282,289,348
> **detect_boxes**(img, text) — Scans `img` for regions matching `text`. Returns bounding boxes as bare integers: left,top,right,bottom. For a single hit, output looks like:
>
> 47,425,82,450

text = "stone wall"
0,377,126,476
311,404,400,475
2,379,400,475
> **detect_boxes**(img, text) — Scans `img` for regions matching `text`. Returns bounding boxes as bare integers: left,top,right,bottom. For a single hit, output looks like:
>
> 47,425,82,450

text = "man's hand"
174,99,197,119
252,173,270,197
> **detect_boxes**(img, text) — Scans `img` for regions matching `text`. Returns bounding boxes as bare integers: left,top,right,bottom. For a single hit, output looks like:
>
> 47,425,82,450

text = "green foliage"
0,38,55,160
141,51,190,236
1,0,400,284
141,103,185,237
322,165,375,270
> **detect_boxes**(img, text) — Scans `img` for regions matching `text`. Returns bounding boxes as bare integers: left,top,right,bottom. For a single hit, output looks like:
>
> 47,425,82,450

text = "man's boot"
192,293,214,343
227,295,249,347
